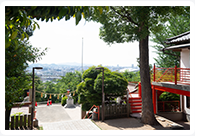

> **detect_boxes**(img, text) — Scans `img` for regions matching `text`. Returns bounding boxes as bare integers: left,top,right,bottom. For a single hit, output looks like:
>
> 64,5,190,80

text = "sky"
29,17,158,67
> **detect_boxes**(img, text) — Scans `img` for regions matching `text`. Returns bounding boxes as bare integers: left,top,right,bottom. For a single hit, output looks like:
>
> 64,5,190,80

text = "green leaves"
75,11,82,25
11,30,18,40
150,10,189,68
77,66,128,111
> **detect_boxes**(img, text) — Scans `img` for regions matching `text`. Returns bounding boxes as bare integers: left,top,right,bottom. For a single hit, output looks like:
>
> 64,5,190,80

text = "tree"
122,70,140,82
5,6,108,49
5,6,108,129
86,6,189,125
76,66,128,111
5,39,47,129
151,13,190,68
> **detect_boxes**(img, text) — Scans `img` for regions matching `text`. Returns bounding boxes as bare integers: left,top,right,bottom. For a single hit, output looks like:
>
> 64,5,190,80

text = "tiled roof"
163,43,190,51
165,31,190,45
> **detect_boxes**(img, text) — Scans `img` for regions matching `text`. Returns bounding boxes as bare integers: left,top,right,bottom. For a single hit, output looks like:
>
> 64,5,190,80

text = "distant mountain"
58,62,81,66
28,62,94,67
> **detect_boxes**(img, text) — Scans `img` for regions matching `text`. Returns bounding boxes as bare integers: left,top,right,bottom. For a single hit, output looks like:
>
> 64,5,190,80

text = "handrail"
158,100,180,112
127,88,134,98
13,101,32,107
156,68,170,82
152,65,190,85
83,105,100,120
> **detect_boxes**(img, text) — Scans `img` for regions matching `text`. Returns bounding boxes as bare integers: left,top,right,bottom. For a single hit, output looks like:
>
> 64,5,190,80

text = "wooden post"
20,115,23,128
175,64,177,85
29,89,32,114
97,106,100,120
11,115,14,130
15,115,19,129
153,64,156,82
28,113,31,128
24,114,27,127
126,89,129,117
102,68,105,122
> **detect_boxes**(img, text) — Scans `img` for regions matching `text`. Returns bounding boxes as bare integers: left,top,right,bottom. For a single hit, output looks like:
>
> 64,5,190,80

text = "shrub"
159,92,180,101
61,96,67,106
77,66,128,111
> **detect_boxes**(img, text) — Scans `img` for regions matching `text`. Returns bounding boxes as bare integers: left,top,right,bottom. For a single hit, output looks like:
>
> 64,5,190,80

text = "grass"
91,119,102,130
36,126,43,130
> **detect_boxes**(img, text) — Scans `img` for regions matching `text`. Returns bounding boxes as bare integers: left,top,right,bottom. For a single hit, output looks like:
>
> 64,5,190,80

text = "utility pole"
81,37,83,81
95,67,105,122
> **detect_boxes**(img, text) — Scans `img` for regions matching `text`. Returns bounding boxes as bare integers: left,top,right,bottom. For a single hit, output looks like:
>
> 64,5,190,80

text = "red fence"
158,100,180,112
152,65,190,85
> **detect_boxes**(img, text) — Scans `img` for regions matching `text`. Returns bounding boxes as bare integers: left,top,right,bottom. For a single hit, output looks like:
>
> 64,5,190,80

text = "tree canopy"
86,6,188,44
76,66,128,111
85,6,189,125
151,11,190,68
5,6,108,48
5,6,108,130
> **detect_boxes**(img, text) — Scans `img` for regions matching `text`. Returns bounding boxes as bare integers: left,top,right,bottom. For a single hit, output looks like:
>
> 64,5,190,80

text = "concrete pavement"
36,104,71,124
41,119,100,130
36,104,100,130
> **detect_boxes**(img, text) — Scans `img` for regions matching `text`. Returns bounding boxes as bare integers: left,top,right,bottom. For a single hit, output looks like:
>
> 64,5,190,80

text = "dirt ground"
93,116,190,130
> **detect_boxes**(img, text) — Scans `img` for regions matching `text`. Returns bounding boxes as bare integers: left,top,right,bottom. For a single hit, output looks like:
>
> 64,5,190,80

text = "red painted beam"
152,85,157,114
138,82,142,97
153,85,190,97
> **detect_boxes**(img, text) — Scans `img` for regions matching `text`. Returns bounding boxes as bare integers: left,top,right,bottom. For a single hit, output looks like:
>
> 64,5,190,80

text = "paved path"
41,119,100,130
36,104,100,130
36,104,71,123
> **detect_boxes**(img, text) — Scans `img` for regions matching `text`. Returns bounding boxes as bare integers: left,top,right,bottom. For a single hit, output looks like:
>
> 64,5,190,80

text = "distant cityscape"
26,63,139,82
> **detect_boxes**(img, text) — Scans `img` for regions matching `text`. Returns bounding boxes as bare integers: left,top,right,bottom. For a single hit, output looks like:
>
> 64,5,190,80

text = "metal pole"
102,68,105,122
153,63,156,82
175,64,177,85
31,68,34,130
81,37,83,80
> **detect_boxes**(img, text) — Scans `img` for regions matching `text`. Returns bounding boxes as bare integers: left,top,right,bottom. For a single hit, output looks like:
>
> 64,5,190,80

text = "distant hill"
28,62,93,67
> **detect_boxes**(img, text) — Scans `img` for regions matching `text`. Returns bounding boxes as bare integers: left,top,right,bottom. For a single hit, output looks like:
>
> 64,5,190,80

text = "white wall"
180,48,190,120
180,48,190,68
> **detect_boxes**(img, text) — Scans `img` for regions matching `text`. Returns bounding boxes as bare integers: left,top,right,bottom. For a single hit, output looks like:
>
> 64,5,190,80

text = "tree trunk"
5,108,11,130
139,34,159,125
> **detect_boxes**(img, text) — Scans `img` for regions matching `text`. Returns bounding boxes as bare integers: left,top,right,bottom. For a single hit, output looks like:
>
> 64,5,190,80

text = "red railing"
152,64,190,85
83,105,100,120
158,100,180,112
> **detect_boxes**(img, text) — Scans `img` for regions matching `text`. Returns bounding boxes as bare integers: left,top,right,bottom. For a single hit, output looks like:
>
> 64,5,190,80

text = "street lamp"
31,67,43,130
95,67,105,122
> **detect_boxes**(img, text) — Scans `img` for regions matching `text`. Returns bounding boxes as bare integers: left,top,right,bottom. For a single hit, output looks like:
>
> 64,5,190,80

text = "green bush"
159,92,180,101
77,66,128,111
61,96,67,106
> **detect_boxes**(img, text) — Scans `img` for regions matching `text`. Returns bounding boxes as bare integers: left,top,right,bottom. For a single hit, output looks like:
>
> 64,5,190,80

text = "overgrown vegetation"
159,92,180,101
34,71,82,103
76,66,128,111
122,70,140,82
